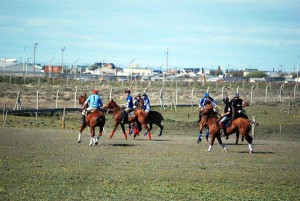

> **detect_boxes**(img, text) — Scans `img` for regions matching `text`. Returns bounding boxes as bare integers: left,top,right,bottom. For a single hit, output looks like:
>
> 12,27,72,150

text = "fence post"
222,86,225,99
250,85,255,103
74,89,78,108
110,89,113,100
191,87,194,109
265,85,269,102
251,116,257,139
14,90,22,110
176,87,179,105
294,84,298,97
206,87,209,93
36,90,39,123
287,101,291,115
278,84,284,102
55,90,59,108
236,86,239,94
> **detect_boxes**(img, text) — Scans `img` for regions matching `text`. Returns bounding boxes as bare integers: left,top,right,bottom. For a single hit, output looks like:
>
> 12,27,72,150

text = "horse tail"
148,111,164,124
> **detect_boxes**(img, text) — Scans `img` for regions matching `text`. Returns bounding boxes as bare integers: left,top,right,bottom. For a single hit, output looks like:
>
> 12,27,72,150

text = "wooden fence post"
109,89,113,100
36,90,39,123
265,85,269,102
251,116,257,139
222,86,225,99
191,87,194,109
294,84,298,97
278,84,284,102
74,89,78,108
14,90,22,110
251,85,255,103
176,87,179,105
236,86,239,94
61,107,66,130
56,90,59,108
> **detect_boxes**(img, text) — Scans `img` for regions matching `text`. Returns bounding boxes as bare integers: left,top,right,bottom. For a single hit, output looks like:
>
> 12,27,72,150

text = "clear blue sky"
0,0,299,72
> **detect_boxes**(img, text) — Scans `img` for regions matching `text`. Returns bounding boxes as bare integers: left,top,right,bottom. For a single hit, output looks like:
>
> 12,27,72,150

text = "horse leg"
208,134,215,152
216,134,227,152
205,129,209,142
95,125,104,145
89,126,95,146
235,132,240,145
158,123,163,137
142,123,151,140
110,121,119,139
243,134,254,153
120,124,128,140
78,123,86,143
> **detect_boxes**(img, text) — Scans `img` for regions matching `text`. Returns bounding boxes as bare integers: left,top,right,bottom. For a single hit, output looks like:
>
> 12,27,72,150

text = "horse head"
103,99,119,109
78,93,87,105
202,103,214,116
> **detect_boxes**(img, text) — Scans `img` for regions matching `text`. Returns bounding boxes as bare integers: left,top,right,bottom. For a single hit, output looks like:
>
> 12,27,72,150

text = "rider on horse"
141,92,151,113
219,97,232,137
231,93,248,119
81,89,103,125
121,90,133,124
196,92,217,123
133,93,143,109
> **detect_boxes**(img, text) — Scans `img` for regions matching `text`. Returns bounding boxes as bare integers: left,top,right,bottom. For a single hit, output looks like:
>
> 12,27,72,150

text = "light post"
130,59,136,81
61,47,65,73
297,55,299,82
74,58,80,78
23,46,27,76
33,43,38,76
101,58,107,75
26,58,31,77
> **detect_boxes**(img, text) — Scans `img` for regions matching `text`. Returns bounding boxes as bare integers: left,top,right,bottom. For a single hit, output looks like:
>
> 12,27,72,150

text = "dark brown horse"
200,103,254,153
78,93,106,146
103,99,164,140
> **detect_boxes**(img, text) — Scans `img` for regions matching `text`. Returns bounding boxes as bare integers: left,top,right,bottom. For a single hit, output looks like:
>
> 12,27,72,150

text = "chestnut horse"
200,103,254,153
78,94,106,146
103,99,164,140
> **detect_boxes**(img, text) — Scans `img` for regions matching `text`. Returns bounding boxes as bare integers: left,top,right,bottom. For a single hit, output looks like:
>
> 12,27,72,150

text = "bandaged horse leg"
120,123,128,140
205,129,209,142
197,131,202,143
89,127,96,146
78,132,82,143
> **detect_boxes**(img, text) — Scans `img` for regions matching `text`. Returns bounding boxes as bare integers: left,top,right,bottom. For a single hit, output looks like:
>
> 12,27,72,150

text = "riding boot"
121,110,126,124
81,115,86,125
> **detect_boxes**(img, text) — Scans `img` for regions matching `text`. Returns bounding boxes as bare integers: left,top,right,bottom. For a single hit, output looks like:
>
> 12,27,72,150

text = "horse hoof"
95,142,98,145
250,150,254,153
78,140,81,143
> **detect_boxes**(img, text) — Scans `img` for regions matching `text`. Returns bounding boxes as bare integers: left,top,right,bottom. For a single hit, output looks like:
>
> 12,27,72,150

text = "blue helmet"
234,93,239,98
203,92,209,97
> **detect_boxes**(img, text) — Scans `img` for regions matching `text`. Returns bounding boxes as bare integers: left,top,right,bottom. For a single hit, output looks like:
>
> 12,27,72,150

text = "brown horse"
200,103,254,153
103,99,164,140
78,93,106,146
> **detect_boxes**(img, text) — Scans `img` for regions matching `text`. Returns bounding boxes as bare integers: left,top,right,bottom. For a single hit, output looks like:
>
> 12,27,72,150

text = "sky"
0,0,300,72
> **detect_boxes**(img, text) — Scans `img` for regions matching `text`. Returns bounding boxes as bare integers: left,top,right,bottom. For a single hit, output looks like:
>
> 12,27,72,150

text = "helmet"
125,90,131,94
142,92,147,96
222,97,229,104
137,93,141,97
203,92,209,97
92,89,98,94
234,93,239,98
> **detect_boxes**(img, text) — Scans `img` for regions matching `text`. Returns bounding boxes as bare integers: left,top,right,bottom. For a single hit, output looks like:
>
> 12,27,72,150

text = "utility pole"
61,47,65,73
33,43,38,77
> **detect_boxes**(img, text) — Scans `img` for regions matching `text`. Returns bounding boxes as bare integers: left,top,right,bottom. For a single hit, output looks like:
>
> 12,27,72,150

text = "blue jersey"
126,95,133,109
84,94,103,109
199,96,216,108
142,97,151,111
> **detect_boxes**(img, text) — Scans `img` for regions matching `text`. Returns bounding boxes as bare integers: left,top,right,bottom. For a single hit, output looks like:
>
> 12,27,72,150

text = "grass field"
1,105,300,200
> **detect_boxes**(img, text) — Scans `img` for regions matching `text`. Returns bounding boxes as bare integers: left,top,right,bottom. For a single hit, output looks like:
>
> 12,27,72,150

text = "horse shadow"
109,143,136,147
238,151,275,154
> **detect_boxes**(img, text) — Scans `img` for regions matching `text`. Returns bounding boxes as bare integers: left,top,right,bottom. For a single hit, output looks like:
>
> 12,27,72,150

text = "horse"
78,93,106,146
200,103,254,153
103,99,164,140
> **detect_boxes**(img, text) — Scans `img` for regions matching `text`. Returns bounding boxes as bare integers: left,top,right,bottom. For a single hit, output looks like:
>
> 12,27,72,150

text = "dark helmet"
137,93,141,97
203,92,209,97
92,89,98,94
234,93,239,98
125,90,131,94
142,92,147,97
222,97,229,104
